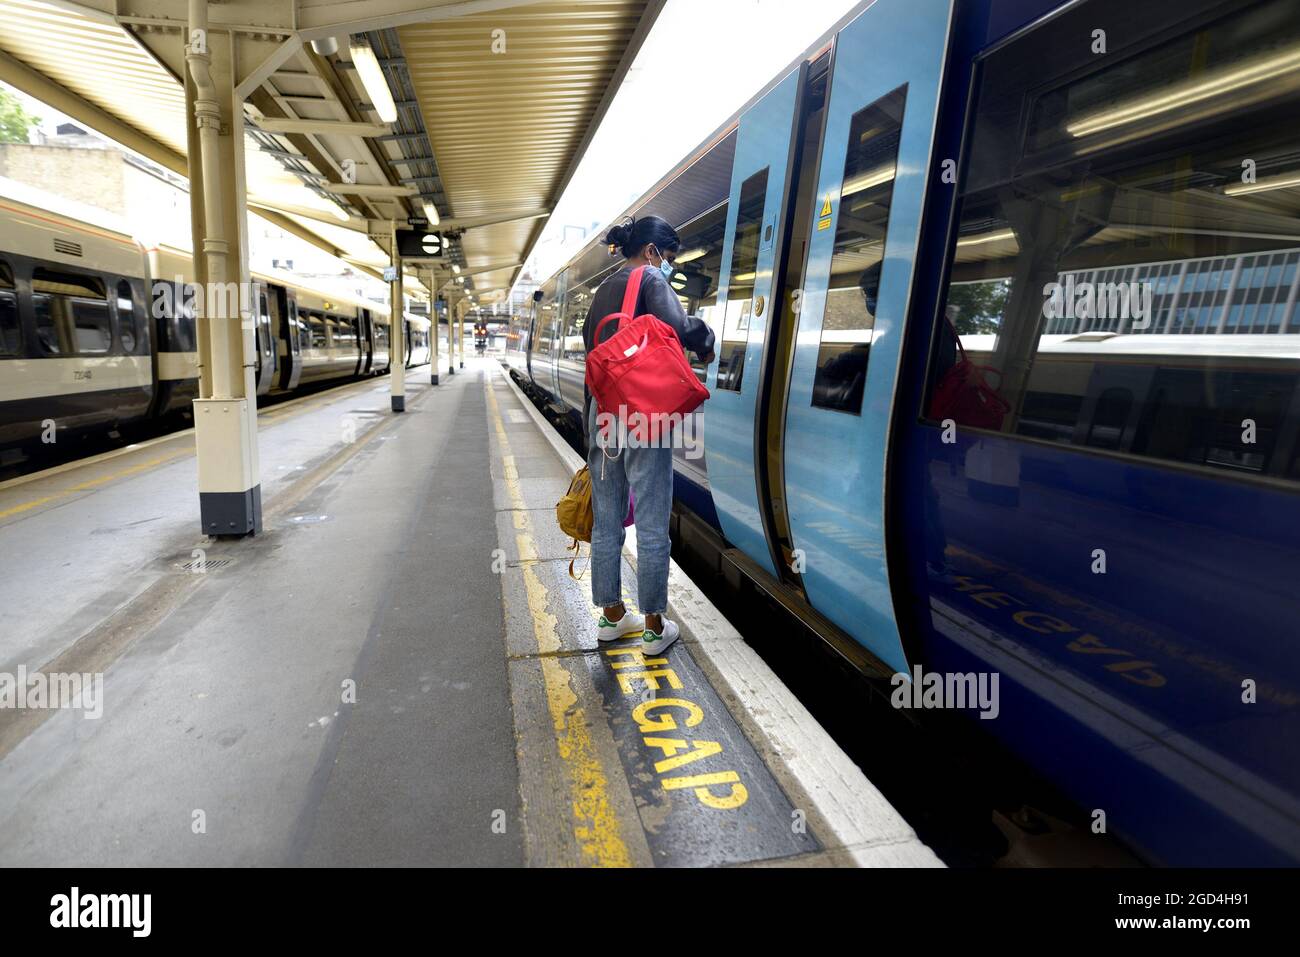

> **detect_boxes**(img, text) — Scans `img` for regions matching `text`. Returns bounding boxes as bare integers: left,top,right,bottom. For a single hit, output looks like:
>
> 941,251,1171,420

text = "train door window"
175,283,198,351
535,301,555,358
290,301,307,351
718,168,768,392
376,322,388,350
115,279,139,353
810,85,906,414
32,269,110,355
925,0,1300,483
674,203,729,382
562,281,591,360
0,261,19,355
258,292,273,358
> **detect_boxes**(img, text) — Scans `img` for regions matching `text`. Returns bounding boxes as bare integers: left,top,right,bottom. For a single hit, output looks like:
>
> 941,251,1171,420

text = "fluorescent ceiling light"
733,272,756,282
1067,45,1300,138
349,38,397,124
452,264,461,275
675,247,707,264
422,200,441,226
841,164,896,198
1224,171,1300,196
956,228,1016,247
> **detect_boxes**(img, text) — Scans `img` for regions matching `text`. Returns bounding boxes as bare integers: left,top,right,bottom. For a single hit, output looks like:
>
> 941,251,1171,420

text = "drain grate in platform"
176,558,235,572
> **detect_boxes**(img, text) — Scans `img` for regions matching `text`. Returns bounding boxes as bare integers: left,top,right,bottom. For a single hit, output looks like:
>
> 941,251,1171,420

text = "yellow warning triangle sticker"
820,195,832,217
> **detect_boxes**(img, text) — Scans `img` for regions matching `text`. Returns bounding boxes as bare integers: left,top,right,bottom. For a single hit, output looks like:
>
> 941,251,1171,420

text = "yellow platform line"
484,373,630,868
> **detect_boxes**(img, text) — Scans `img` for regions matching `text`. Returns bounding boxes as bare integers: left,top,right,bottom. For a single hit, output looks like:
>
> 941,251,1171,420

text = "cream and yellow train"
0,181,428,451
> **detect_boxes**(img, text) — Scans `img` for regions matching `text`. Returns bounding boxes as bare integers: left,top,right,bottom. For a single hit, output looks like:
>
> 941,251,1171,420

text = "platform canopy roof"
0,0,662,295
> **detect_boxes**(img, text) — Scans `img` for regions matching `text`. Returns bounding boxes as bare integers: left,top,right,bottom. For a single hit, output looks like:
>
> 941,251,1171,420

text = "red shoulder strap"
593,266,646,345
620,266,645,317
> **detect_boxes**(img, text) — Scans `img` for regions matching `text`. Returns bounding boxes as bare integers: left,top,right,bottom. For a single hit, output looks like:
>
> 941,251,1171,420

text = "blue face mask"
652,247,675,280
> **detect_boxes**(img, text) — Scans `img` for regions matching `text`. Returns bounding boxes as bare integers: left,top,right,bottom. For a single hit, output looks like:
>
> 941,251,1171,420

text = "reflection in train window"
32,269,110,355
718,168,768,392
673,202,729,382
928,0,1300,483
812,85,907,414
562,278,591,360
534,300,556,357
0,261,19,355
308,312,328,348
116,279,139,353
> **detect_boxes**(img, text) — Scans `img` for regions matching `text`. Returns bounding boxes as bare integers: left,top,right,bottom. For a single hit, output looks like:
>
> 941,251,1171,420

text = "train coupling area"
0,361,938,867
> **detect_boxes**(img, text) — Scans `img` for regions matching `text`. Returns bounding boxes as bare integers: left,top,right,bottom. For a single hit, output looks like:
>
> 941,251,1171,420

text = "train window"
32,269,110,355
674,202,729,382
290,301,308,351
0,261,18,355
116,280,139,353
375,322,388,349
562,280,592,360
174,283,198,352
718,168,768,392
535,300,556,358
308,312,328,349
811,85,907,414
927,0,1300,483
258,292,273,357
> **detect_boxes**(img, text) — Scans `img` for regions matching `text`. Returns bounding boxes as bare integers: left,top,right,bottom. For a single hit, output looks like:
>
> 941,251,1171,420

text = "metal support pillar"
456,297,468,369
389,220,406,412
187,0,261,537
446,288,456,375
427,266,440,385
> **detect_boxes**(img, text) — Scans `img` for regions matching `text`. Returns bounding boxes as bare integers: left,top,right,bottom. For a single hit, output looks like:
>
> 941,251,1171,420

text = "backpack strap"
592,266,646,344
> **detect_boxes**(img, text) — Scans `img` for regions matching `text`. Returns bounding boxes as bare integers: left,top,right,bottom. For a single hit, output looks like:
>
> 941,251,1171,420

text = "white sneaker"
642,619,680,655
596,609,645,642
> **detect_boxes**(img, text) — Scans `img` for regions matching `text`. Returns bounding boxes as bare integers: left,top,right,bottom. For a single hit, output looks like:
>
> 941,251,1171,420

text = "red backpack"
585,266,709,442
928,319,1010,430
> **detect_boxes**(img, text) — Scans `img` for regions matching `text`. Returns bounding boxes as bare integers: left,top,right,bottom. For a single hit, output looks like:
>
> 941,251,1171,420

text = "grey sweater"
581,263,716,421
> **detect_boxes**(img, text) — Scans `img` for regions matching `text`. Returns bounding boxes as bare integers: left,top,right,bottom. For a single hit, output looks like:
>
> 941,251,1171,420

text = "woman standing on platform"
583,215,715,654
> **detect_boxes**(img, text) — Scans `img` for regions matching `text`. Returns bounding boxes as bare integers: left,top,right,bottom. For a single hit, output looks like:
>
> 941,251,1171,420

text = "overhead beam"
296,0,555,42
248,198,364,231
318,182,417,198
251,117,392,138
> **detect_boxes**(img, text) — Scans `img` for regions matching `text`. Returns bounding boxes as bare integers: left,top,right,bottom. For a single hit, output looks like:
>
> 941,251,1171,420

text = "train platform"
0,358,938,868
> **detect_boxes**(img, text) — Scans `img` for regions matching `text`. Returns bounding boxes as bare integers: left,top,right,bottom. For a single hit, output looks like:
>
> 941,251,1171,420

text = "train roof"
960,332,1300,361
0,175,147,277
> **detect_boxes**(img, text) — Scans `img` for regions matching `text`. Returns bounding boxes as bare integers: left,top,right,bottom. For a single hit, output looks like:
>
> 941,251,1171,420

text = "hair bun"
603,218,634,255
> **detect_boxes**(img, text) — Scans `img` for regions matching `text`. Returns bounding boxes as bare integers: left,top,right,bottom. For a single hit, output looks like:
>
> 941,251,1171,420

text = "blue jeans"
586,401,674,615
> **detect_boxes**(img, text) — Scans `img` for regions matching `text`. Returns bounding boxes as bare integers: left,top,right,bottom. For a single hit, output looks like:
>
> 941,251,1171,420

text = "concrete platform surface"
0,358,939,867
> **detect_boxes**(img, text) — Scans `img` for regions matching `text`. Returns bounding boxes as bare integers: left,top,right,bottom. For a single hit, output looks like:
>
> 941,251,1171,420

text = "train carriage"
1,179,425,454
507,0,1300,865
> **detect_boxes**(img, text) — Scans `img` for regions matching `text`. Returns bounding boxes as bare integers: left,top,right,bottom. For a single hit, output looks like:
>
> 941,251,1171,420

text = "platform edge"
495,365,943,868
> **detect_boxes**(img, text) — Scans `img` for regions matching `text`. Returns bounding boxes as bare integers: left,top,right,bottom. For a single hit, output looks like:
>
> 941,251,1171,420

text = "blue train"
506,0,1300,866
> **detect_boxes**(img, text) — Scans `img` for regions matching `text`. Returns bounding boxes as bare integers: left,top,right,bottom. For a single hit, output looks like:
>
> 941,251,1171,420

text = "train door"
360,309,374,374
780,0,953,673
252,286,278,395
279,291,303,391
253,286,276,395
704,64,803,580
